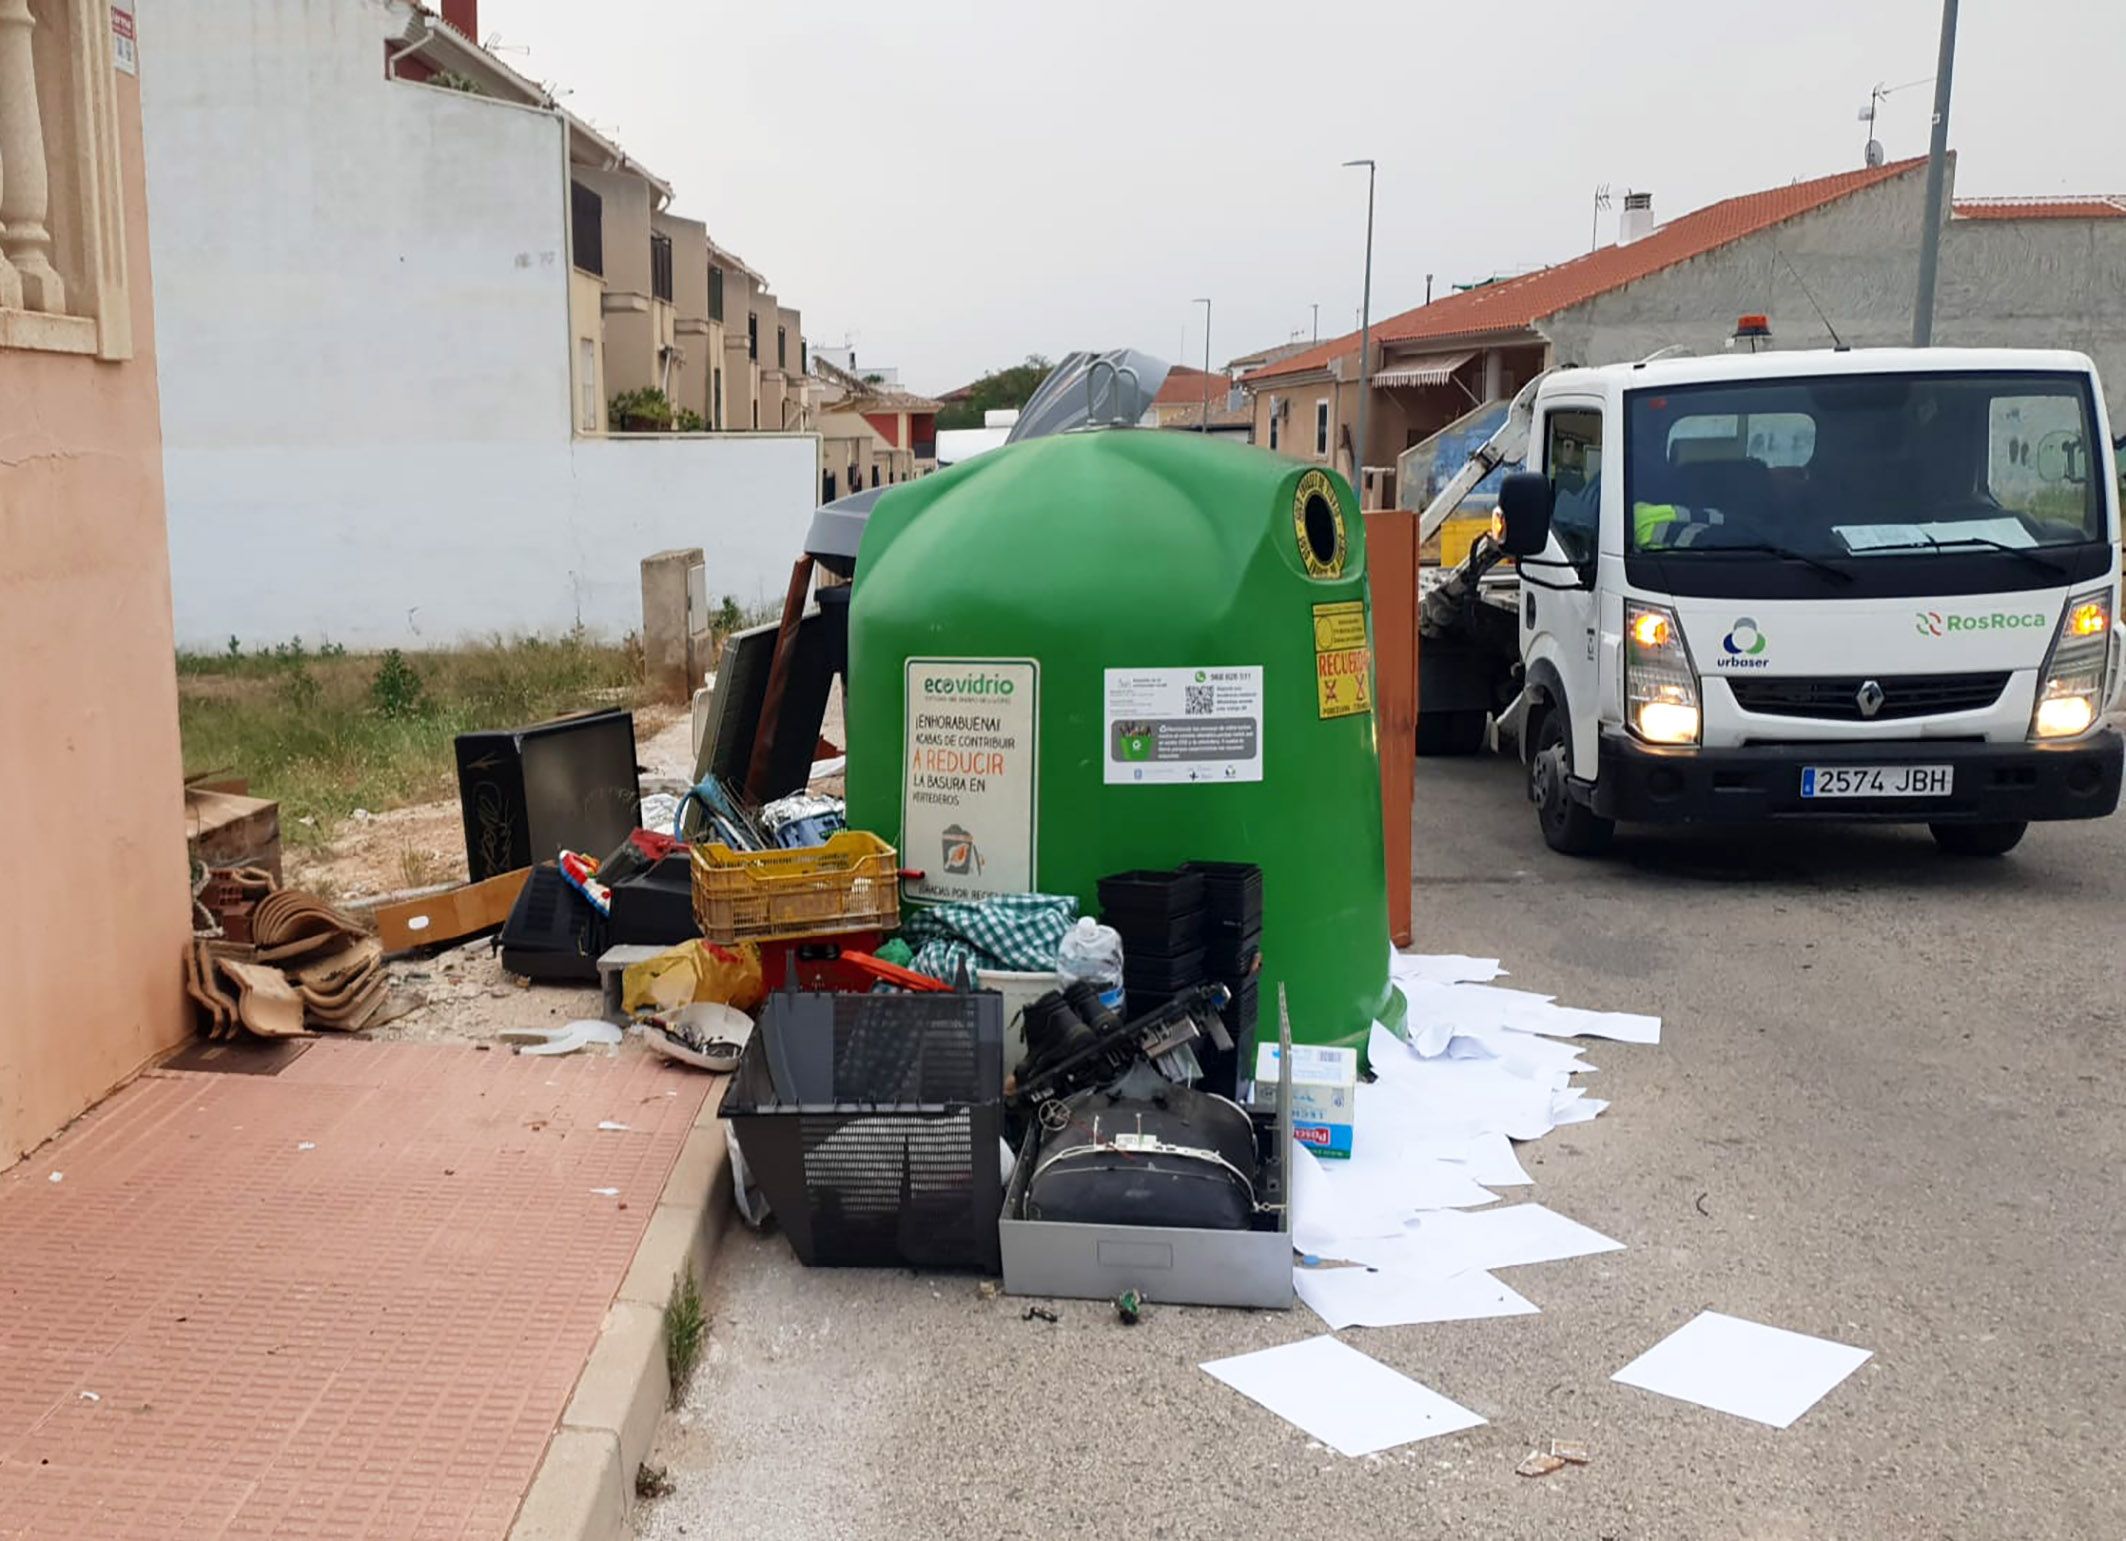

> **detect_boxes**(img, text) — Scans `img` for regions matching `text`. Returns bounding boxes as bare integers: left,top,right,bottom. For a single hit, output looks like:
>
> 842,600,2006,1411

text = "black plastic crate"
1180,861,1264,930
1206,931,1262,978
1123,947,1206,994
498,864,608,982
1097,868,1206,921
721,989,1004,1271
1108,907,1206,960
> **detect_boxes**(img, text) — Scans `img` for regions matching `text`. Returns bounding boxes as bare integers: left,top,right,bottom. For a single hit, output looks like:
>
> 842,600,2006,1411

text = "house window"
800,338,808,374
0,0,136,358
578,339,598,430
1268,398,1281,451
747,312,758,361
777,326,787,370
649,233,673,303
1314,399,1330,457
870,464,880,488
708,265,724,322
712,368,723,429
751,400,759,429
571,181,603,277
823,471,838,502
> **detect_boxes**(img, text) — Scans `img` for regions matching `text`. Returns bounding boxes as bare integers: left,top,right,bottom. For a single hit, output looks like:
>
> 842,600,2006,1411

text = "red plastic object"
841,951,951,993
757,931,886,993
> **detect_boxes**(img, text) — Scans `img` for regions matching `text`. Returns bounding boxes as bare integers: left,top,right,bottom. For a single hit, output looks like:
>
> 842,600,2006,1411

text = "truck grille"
1728,672,2011,721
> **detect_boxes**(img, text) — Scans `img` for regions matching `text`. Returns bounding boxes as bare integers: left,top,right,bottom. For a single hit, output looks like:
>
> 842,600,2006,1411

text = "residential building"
140,0,821,646
1,0,192,1163
1243,157,2126,507
811,355,940,501
1143,363,1252,439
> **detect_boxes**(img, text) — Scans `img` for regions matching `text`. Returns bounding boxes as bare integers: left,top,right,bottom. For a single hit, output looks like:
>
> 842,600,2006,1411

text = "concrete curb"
510,1078,732,1541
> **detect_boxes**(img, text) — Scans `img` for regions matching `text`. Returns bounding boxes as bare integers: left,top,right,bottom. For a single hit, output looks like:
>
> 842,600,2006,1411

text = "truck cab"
1489,347,2123,855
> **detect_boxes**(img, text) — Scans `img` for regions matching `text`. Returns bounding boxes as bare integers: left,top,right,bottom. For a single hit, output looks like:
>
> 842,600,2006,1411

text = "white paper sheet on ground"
1361,1041,1564,1142
1550,1093,1609,1126
1412,1131,1535,1187
1389,952,1506,986
1295,1264,1539,1331
1612,1311,1873,1429
1401,980,1660,1048
1406,1203,1626,1275
1201,1335,1487,1456
1317,1150,1498,1214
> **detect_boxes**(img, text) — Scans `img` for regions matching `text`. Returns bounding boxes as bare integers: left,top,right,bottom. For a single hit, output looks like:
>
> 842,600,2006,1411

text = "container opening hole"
1302,494,1339,568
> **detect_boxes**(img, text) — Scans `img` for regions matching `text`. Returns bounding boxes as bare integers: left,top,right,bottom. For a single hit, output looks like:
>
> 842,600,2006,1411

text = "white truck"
1416,345,2123,856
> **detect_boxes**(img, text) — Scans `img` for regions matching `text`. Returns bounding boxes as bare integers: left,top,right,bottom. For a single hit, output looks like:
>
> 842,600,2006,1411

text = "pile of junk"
601,352,1406,1310
410,352,1405,1312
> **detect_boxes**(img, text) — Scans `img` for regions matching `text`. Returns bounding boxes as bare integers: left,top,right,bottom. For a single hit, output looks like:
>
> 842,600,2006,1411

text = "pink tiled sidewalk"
0,1039,711,1540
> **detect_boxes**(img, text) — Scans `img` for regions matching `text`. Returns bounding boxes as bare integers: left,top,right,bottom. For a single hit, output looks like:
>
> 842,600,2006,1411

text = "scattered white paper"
1390,952,1505,986
1407,1203,1625,1275
47,1172,62,1184
296,1141,317,1151
1412,1131,1535,1187
1201,1335,1486,1456
1295,1265,1539,1331
1613,1311,1873,1429
589,1187,621,1197
1549,1094,1609,1127
596,1121,631,1132
78,1390,99,1403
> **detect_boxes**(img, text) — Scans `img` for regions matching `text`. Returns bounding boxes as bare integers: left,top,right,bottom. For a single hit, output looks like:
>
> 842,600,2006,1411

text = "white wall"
141,0,815,648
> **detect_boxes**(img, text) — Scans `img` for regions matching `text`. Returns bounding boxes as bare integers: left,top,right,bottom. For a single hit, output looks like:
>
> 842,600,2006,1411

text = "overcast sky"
487,0,2124,393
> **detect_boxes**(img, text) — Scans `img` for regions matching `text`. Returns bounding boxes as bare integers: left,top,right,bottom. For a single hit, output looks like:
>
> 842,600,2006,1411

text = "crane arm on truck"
1415,370,1549,546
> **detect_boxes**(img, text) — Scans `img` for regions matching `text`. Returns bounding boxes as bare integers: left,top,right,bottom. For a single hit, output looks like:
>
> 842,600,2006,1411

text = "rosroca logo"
1916,610,2046,637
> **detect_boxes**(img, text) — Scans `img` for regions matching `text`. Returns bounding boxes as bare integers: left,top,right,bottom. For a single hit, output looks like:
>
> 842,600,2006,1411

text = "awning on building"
1372,350,1476,388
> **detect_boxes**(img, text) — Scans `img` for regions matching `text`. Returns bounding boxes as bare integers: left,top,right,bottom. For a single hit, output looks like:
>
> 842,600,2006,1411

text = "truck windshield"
1624,371,2107,560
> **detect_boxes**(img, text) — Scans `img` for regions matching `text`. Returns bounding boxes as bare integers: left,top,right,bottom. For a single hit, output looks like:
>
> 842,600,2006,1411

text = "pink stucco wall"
0,58,190,1164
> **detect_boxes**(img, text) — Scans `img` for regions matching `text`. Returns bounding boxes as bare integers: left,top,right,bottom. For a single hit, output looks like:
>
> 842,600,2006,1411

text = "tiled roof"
1152,365,1235,405
1954,195,2126,220
1245,158,1929,385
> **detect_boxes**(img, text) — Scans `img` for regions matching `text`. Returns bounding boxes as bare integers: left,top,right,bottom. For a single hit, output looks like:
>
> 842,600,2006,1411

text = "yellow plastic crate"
690,831,900,944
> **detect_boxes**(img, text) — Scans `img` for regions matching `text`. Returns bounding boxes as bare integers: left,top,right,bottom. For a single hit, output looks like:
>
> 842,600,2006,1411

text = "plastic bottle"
1056,917,1125,1015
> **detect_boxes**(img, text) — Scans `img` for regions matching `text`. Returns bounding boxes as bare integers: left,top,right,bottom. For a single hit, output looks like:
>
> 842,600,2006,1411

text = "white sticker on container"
1103,666,1264,785
902,658,1039,905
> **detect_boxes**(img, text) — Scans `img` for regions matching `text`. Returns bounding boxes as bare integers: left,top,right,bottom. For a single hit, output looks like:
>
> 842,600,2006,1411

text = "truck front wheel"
1530,708,1614,856
1930,821,2027,857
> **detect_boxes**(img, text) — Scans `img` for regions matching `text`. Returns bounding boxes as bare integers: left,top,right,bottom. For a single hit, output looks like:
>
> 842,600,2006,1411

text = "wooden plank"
1365,510,1418,948
372,867,531,954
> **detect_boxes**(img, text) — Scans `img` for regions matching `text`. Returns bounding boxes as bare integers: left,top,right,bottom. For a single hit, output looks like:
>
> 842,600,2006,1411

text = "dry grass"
178,633,650,845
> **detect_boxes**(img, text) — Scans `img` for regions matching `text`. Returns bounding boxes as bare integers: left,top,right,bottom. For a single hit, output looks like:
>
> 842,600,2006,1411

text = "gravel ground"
637,755,2126,1541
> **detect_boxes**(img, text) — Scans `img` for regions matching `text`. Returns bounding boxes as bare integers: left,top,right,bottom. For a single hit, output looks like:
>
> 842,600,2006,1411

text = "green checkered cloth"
903,893,1080,985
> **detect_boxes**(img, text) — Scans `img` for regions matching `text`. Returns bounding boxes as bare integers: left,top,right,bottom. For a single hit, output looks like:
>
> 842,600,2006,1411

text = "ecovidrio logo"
1716,617,1770,669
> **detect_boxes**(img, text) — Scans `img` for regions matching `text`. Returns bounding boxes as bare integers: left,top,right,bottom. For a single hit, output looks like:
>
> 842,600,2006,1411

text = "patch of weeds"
368,649,428,719
634,1463,675,1502
397,847,453,890
664,1266,707,1407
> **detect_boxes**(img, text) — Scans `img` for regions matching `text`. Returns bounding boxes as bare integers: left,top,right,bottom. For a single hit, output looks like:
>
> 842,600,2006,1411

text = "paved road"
641,760,2126,1541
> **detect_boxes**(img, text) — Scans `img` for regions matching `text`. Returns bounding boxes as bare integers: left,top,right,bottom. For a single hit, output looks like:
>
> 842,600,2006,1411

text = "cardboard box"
1254,1042,1356,1159
184,787,283,882
998,1014,1293,1311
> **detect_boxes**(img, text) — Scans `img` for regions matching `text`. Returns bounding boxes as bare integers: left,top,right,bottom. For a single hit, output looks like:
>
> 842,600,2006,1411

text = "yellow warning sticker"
1313,601,1367,653
1316,646,1372,718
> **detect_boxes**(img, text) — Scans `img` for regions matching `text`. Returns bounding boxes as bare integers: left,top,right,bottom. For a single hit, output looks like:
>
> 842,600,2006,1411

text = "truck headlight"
1625,600,1700,745
2032,585,2114,740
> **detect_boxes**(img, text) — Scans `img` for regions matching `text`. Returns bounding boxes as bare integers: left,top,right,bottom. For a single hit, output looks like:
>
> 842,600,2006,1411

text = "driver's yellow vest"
1633,501,1684,548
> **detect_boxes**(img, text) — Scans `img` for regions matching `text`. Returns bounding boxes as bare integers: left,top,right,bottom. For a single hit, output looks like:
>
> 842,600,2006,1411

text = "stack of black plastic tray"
1182,860,1263,1091
1096,869,1207,1017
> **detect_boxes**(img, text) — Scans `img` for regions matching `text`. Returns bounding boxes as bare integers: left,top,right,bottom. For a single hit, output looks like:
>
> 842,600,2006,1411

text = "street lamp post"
1912,0,1959,346
1194,297,1212,433
1344,158,1376,503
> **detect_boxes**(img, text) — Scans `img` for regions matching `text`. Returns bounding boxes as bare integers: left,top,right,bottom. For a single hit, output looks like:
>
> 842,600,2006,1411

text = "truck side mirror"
1493,472,1554,557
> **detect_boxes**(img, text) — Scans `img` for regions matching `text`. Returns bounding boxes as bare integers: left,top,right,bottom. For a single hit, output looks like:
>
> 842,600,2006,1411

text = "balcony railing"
650,232,673,303
571,181,603,277
0,0,133,358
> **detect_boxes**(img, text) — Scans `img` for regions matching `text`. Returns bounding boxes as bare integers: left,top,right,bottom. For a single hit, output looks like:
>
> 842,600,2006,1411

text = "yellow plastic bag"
622,939,766,1015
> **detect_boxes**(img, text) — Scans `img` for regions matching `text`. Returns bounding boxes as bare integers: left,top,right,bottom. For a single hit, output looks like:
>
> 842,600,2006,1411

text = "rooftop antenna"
1859,75,1932,167
1590,183,1612,250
